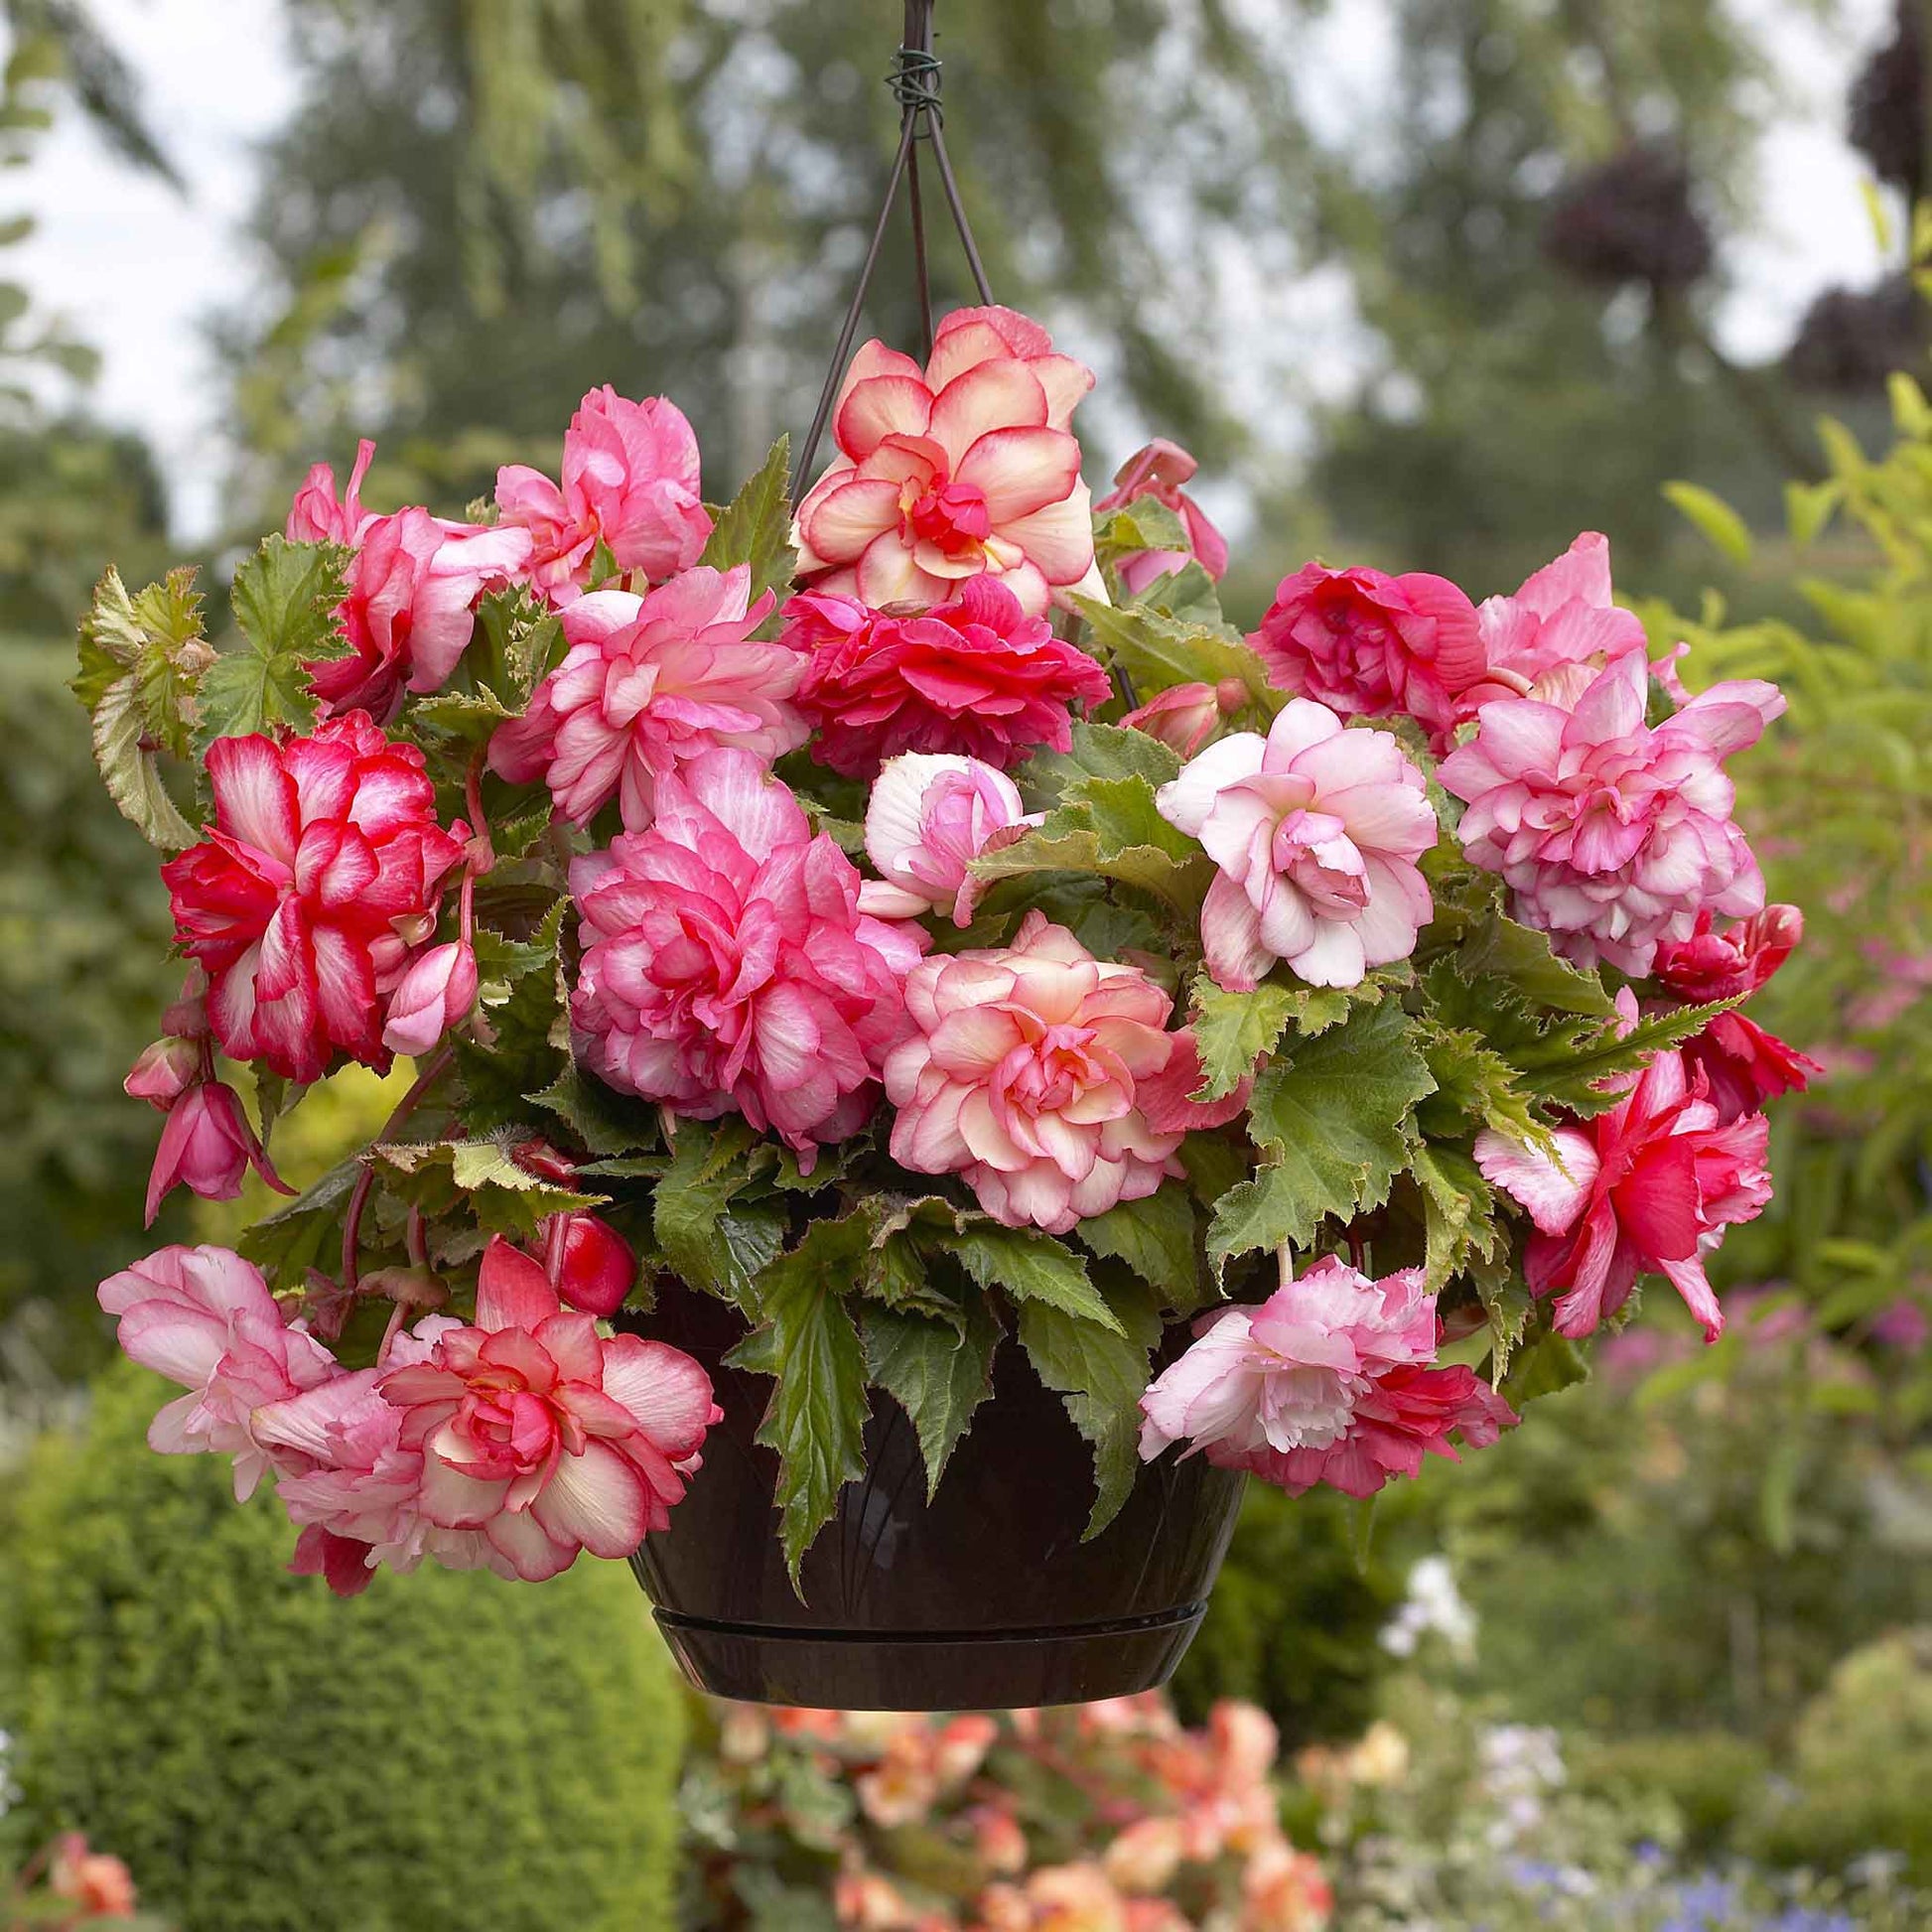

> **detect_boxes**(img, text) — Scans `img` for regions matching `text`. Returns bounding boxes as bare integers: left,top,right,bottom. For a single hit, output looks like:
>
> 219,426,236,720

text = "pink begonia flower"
366,1236,720,1583
570,747,925,1162
1093,437,1232,596
1655,905,1821,1123
793,304,1104,618
488,564,808,826
494,386,713,604
286,439,376,546
142,1079,289,1226
1439,648,1785,976
857,753,1039,927
309,506,533,719
1249,562,1484,753
162,714,467,1083
124,1035,199,1109
49,1836,139,1920
1156,699,1439,992
884,911,1241,1234
1455,531,1650,716
1139,1257,1517,1500
97,1244,340,1501
1475,994,1775,1341
381,939,479,1058
1120,678,1247,759
784,575,1112,780
1872,1298,1930,1352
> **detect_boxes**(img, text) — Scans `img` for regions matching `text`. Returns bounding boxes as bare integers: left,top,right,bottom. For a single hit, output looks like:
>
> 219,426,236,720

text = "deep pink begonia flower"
1474,995,1775,1341
97,1244,340,1500
381,938,480,1058
1138,1256,1516,1500
793,304,1103,617
857,752,1038,927
1120,678,1247,759
570,747,925,1161
884,910,1240,1234
142,1079,289,1226
783,574,1112,780
1439,648,1784,977
494,386,713,604
488,564,808,827
1156,698,1439,992
1249,562,1485,753
1455,531,1650,716
1093,437,1231,597
162,714,468,1083
286,438,377,546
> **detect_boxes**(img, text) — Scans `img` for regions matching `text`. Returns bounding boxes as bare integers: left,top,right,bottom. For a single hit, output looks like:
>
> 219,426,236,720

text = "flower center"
903,477,992,557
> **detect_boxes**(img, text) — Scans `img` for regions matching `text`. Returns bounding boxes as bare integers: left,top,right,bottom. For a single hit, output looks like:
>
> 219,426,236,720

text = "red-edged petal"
208,735,299,863
599,1334,719,1456
476,1235,562,1333
927,359,1048,466
954,427,1081,522
835,374,934,461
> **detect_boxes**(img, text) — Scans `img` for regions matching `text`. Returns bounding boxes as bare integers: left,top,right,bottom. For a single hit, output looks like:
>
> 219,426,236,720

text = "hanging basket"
627,1287,1245,1711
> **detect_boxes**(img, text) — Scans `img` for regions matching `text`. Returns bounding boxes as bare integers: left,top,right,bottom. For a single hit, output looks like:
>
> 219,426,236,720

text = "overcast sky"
10,0,1900,542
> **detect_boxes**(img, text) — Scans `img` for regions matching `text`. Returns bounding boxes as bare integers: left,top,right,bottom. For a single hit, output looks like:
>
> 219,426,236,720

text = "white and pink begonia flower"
1455,531,1650,716
1475,992,1775,1342
1093,437,1232,597
884,910,1244,1234
1156,699,1439,993
142,1078,289,1226
162,714,467,1083
97,1245,340,1501
494,386,713,604
857,753,1038,927
1438,647,1784,976
570,747,925,1163
380,938,480,1058
1139,1257,1517,1500
488,564,808,827
792,304,1104,618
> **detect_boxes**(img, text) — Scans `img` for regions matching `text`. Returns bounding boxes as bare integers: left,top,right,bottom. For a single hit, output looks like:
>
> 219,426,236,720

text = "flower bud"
553,1213,637,1317
857,754,1037,927
124,1036,201,1111
144,1081,288,1226
381,940,479,1057
1120,679,1243,758
1094,436,1230,597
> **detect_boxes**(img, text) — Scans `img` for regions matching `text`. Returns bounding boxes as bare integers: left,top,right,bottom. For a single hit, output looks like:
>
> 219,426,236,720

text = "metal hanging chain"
791,0,994,501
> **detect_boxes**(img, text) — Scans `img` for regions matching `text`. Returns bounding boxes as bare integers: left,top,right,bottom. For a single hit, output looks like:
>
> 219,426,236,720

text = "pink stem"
340,1046,455,1295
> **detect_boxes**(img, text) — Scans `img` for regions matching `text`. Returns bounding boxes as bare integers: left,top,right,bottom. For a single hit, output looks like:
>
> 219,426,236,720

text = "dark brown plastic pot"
626,1286,1245,1711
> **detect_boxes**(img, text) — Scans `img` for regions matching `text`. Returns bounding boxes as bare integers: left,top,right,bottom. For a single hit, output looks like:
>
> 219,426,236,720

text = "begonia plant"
72,303,1809,1598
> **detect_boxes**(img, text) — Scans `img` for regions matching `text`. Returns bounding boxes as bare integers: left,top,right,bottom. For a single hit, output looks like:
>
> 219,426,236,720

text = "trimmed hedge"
0,1362,685,1932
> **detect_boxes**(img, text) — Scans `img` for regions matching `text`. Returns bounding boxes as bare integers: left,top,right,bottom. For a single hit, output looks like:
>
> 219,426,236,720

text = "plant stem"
340,1046,455,1295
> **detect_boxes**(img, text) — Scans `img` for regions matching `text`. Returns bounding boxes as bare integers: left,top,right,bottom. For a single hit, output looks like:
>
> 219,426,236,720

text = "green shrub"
1570,1729,1770,1852
1746,1628,1932,1883
0,1362,685,1932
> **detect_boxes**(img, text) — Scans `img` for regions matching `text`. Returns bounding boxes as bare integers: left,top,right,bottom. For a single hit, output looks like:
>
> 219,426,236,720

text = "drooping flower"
857,753,1038,926
380,938,480,1058
97,1244,340,1500
488,565,808,827
1249,562,1484,752
792,305,1103,617
1455,532,1650,716
1474,997,1775,1340
1439,649,1785,976
494,386,713,604
1120,678,1247,759
1655,905,1821,1122
162,715,468,1083
142,1078,289,1225
368,1236,720,1583
1156,699,1438,992
1093,438,1231,597
784,575,1112,779
884,911,1238,1234
570,747,924,1161
1138,1257,1516,1500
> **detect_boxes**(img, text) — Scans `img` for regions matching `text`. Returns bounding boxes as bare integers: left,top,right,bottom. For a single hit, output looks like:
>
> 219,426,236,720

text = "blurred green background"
2,2,1930,1927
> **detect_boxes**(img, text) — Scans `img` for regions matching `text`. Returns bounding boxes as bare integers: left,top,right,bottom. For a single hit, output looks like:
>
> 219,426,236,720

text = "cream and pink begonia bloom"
570,747,925,1162
1438,647,1784,976
97,1244,340,1501
1138,1257,1517,1500
488,564,808,827
494,386,713,603
142,1078,288,1226
1249,562,1484,753
857,753,1038,927
1156,699,1438,993
1474,992,1774,1342
792,304,1103,618
1455,531,1650,716
884,910,1242,1234
161,714,467,1083
1093,437,1231,597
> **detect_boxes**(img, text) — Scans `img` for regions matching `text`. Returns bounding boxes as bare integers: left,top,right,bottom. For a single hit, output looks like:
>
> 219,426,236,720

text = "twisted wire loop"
791,0,996,500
